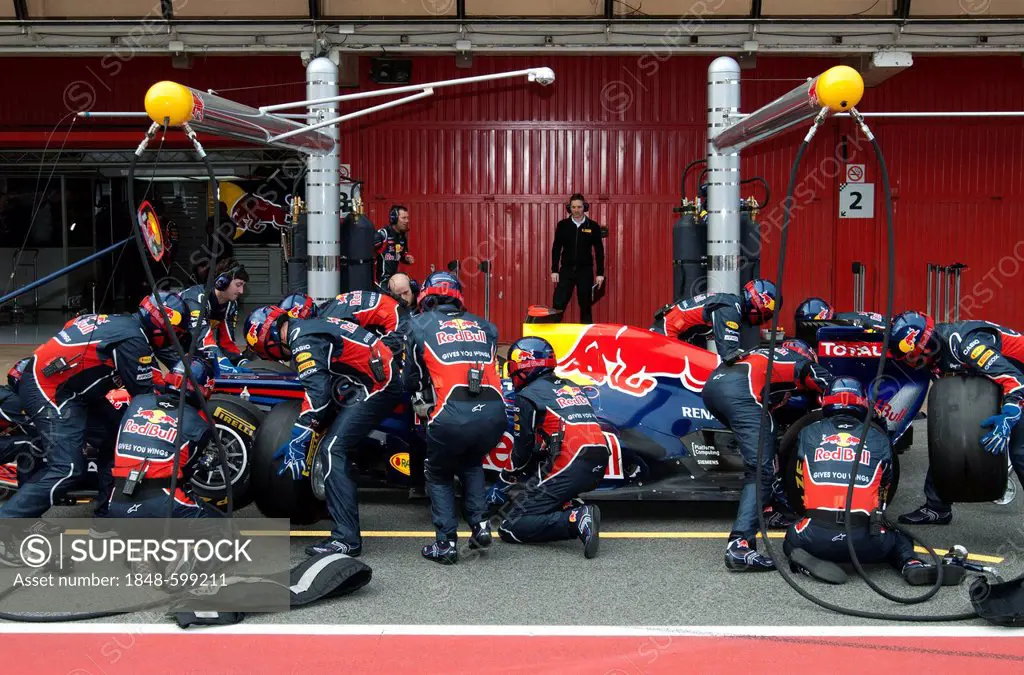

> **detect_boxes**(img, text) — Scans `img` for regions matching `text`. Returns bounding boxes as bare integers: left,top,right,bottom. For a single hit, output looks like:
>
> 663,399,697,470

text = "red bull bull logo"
230,193,288,235
898,328,919,354
555,325,713,397
821,432,861,447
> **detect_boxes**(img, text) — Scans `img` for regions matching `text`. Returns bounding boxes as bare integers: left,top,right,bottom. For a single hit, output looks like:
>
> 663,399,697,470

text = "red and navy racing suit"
0,314,155,519
319,290,409,352
0,385,41,487
157,284,243,369
701,346,833,543
105,392,217,518
835,311,887,331
651,292,744,361
319,289,416,481
289,317,401,549
785,413,915,568
373,225,412,289
918,321,1024,510
497,373,610,544
403,303,507,543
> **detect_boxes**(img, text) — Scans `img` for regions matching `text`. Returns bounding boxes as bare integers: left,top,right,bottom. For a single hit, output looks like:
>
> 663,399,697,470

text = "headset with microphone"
389,204,407,226
215,262,244,291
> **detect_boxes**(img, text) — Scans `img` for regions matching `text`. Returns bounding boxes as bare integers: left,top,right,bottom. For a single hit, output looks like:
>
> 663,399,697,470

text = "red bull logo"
821,432,861,447
230,193,288,235
813,446,871,464
898,328,919,354
555,325,713,397
554,384,589,408
124,408,178,444
436,318,486,345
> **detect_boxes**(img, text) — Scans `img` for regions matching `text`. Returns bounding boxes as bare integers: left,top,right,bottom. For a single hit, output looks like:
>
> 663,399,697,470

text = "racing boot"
762,505,797,529
789,548,848,585
725,538,776,572
571,504,601,559
897,505,952,525
422,539,458,565
469,521,492,550
901,559,966,587
305,537,362,558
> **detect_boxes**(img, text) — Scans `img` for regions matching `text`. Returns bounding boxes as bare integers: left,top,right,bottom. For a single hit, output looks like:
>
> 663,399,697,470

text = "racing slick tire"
251,401,327,525
927,375,1008,503
245,359,295,374
190,395,262,511
777,410,899,516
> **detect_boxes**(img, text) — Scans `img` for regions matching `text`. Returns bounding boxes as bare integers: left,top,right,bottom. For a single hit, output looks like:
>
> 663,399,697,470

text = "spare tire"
251,401,327,525
927,375,1008,503
246,359,294,374
190,395,263,511
777,409,899,516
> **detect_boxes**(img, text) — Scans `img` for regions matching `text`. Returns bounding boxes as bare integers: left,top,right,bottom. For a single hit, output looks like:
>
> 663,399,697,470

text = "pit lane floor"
3,420,1021,628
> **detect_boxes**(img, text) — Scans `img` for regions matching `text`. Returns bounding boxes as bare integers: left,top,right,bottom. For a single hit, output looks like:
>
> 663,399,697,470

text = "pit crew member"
374,205,414,289
891,311,1024,525
404,272,507,564
105,358,221,519
794,297,887,331
486,337,606,558
245,305,401,558
701,338,834,571
279,292,319,321
161,261,249,373
785,377,936,585
0,292,187,538
651,278,779,361
0,358,40,485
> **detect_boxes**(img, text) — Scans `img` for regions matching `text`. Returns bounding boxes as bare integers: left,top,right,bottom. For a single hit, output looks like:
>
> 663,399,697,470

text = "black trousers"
552,269,594,324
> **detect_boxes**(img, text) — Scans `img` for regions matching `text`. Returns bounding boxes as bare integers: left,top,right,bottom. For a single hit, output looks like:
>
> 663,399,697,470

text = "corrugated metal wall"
3,54,1023,336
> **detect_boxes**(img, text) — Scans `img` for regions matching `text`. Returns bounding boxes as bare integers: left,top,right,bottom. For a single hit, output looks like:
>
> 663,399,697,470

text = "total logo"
818,341,883,358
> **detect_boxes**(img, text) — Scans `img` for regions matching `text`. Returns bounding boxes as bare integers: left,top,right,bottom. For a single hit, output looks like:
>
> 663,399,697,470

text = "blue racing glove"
273,423,313,480
981,403,1021,456
216,355,252,374
486,475,516,507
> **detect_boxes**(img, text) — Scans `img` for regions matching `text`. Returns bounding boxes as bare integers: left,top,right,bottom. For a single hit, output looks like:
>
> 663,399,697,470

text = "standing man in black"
551,194,605,324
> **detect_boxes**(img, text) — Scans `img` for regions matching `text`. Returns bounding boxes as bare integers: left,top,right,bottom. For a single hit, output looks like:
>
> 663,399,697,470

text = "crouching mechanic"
105,358,222,519
0,358,41,486
651,279,779,361
486,337,607,558
702,338,834,571
785,377,937,585
245,305,401,557
794,297,887,332
890,311,1024,525
404,272,508,564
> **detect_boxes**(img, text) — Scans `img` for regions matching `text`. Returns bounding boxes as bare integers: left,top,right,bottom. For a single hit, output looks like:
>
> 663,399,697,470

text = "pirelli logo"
298,360,316,373
213,407,256,436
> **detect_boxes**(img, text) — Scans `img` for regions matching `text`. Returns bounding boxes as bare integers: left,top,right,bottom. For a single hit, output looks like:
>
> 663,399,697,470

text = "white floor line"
0,623,1020,637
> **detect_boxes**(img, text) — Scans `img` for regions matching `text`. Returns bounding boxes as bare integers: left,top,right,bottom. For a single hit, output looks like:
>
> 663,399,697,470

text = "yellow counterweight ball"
144,81,195,127
814,66,864,112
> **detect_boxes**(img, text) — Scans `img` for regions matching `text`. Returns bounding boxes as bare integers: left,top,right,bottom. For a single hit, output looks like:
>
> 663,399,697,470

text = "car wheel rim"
191,425,249,492
311,448,327,502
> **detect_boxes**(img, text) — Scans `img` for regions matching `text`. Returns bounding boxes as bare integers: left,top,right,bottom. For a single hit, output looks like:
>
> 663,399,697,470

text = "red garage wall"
2,54,1022,338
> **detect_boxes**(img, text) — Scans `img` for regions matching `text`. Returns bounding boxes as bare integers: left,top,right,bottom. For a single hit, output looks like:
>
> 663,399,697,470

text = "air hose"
751,108,979,621
0,120,239,623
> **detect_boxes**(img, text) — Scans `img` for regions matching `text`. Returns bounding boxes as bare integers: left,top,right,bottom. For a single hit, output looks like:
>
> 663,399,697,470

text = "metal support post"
926,263,935,316
934,264,944,323
305,56,341,304
950,262,967,321
705,56,742,338
852,262,866,312
481,260,492,321
943,265,953,322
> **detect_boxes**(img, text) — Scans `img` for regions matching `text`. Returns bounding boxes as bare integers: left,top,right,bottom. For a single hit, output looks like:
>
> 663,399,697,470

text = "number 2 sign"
839,182,875,219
